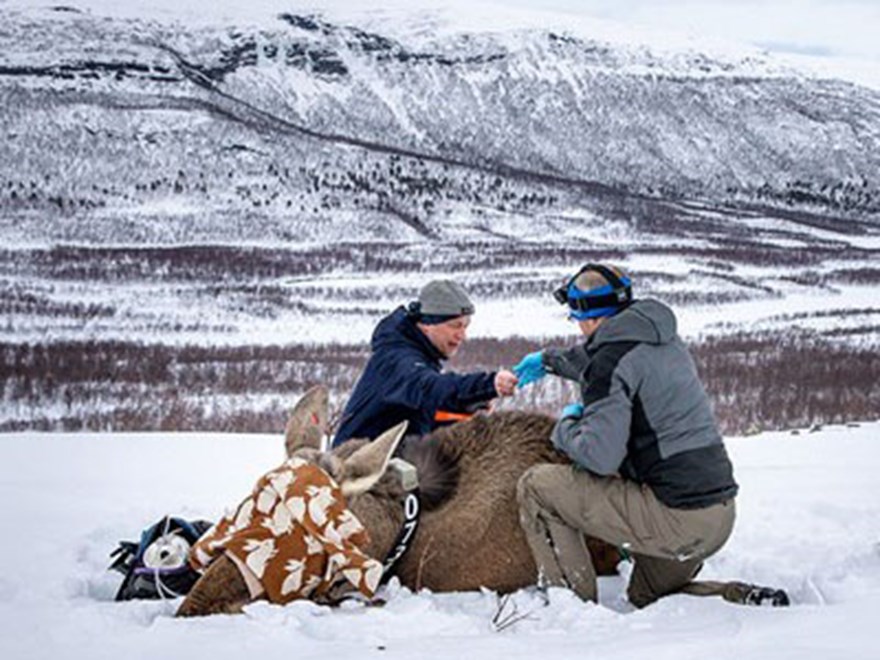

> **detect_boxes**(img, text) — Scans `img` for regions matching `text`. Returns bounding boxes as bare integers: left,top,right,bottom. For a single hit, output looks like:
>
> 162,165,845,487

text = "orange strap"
434,410,474,423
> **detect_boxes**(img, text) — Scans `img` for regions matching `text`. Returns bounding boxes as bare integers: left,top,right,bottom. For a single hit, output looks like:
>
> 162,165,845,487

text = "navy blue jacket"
332,307,498,446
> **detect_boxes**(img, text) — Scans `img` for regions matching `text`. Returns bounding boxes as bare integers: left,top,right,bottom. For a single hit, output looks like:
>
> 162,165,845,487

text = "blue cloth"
561,403,584,419
332,307,498,446
512,351,546,388
569,305,620,320
567,277,632,320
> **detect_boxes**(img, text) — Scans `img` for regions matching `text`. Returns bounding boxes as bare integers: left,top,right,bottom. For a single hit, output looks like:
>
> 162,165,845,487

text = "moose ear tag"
388,458,419,491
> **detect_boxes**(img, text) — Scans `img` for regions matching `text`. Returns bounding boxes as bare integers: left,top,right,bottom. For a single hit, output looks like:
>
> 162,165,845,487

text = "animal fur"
176,554,250,617
345,410,620,594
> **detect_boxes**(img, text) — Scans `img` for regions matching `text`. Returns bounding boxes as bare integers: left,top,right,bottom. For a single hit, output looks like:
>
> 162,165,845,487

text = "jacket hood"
371,306,446,362
590,299,677,348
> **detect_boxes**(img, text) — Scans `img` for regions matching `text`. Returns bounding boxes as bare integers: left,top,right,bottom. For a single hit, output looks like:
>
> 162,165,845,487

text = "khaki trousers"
517,464,735,608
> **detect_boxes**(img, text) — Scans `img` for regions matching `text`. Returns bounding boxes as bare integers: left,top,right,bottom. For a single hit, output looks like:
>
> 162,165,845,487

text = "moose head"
177,386,416,617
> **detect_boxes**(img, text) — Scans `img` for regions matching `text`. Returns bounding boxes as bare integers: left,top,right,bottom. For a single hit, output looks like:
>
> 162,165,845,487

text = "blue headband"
567,277,632,320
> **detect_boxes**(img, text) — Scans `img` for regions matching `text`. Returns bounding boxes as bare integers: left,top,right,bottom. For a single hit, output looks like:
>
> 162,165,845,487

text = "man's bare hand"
494,369,519,397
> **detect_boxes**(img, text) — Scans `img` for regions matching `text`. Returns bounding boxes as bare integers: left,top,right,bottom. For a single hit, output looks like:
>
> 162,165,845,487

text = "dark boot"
723,581,791,607
680,579,790,607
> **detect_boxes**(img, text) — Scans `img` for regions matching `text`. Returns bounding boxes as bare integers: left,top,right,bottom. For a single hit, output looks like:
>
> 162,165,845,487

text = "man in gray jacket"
513,263,738,608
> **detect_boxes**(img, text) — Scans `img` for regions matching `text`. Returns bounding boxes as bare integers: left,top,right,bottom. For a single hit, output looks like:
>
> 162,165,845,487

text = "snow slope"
4,0,880,220
0,422,878,659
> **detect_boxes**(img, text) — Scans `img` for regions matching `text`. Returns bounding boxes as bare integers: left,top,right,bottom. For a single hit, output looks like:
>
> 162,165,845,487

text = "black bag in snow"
109,515,213,601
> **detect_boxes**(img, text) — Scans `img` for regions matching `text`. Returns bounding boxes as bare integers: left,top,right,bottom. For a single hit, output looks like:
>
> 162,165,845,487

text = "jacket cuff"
542,349,558,375
487,371,499,397
458,371,498,404
551,416,576,452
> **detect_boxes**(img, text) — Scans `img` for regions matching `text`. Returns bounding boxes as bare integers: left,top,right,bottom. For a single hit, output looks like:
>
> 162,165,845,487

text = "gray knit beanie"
412,280,475,323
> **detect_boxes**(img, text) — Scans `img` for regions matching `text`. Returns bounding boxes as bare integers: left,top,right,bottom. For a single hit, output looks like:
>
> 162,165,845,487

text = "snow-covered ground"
0,422,878,659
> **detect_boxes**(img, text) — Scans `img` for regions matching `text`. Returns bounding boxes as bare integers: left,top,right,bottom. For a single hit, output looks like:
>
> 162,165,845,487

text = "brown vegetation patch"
1,330,877,436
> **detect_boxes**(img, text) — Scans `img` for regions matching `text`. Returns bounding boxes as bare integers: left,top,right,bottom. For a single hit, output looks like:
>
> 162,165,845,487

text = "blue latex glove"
561,403,584,419
512,351,546,388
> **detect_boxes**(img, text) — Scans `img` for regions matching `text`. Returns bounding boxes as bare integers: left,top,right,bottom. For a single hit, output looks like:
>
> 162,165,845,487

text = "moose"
177,386,788,616
177,385,620,616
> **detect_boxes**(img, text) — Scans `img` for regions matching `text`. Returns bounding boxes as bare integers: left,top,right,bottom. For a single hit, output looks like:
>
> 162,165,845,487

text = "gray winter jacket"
546,299,738,509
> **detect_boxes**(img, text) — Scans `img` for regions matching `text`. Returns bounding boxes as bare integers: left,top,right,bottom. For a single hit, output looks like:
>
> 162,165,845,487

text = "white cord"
150,517,186,604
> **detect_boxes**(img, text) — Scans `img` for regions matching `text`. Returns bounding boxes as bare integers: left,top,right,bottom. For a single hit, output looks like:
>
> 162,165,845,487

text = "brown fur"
176,555,250,617
345,411,620,594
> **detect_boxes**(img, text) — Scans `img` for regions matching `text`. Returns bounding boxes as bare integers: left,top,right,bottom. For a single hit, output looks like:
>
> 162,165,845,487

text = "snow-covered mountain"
2,1,879,248
1,2,878,435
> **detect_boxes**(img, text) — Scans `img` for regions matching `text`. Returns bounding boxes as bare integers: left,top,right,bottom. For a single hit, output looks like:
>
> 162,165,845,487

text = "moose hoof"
176,555,251,617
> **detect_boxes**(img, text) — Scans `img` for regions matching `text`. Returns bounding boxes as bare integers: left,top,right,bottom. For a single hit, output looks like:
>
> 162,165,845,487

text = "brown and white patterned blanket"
190,457,382,604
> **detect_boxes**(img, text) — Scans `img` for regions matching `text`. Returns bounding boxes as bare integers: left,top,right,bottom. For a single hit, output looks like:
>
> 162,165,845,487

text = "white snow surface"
0,422,878,659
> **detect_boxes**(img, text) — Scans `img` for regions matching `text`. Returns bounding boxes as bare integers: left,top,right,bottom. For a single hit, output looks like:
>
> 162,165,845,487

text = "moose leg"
176,555,252,617
586,536,623,576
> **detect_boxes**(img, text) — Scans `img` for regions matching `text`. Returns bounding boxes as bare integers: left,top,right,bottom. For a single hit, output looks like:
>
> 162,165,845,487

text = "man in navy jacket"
332,280,518,446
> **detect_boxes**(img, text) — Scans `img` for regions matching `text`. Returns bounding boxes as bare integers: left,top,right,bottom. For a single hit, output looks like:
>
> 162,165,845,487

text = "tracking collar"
381,458,421,581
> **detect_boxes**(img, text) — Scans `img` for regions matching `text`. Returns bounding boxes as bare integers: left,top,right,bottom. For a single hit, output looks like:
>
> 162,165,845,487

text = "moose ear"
340,421,408,497
285,385,329,457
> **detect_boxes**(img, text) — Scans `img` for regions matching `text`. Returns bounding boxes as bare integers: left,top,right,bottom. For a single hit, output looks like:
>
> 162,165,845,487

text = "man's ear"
339,421,408,497
285,385,329,457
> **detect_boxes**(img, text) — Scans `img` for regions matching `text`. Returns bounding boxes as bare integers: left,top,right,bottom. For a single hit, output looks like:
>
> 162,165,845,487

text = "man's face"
577,316,605,337
418,315,471,358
